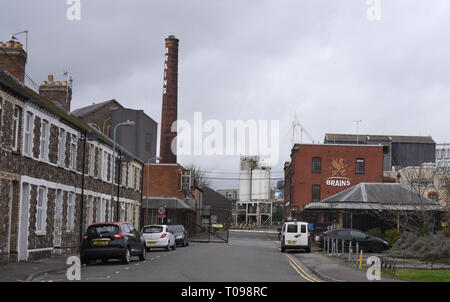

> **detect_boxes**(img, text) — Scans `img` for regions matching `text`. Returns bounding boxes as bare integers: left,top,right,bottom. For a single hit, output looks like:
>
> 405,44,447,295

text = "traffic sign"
158,206,166,218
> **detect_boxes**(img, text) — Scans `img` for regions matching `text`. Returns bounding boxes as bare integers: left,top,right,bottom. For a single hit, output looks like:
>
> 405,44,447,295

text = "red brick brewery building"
284,144,384,218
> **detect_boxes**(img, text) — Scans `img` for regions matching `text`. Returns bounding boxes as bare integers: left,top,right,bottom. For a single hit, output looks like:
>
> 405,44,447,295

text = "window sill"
35,231,46,236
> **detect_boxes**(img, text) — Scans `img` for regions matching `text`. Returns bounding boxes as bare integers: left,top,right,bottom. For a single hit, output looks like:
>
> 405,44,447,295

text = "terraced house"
0,40,143,263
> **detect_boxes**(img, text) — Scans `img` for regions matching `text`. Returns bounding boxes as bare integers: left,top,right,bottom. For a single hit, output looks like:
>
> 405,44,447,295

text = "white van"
280,221,311,253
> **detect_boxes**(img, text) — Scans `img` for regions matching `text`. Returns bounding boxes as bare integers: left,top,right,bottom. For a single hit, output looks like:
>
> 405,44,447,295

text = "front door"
53,190,63,255
18,183,30,261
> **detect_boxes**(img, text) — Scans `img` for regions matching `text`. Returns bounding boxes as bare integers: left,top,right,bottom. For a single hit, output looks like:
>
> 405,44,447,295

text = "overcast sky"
2,0,449,190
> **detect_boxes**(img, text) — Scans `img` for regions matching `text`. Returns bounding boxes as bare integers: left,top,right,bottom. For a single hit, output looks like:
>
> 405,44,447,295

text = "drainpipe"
7,182,13,263
79,132,87,244
116,151,122,221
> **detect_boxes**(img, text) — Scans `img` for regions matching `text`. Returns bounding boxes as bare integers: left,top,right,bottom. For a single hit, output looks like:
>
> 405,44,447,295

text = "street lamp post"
145,156,162,225
110,120,135,221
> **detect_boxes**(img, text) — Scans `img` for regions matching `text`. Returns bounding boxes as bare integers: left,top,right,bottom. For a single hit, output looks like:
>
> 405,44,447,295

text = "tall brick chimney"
159,35,179,164
39,75,72,112
0,40,27,83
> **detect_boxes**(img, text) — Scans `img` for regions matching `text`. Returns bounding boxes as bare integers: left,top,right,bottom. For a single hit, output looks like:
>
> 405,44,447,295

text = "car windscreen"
87,225,119,235
143,226,164,233
287,224,298,233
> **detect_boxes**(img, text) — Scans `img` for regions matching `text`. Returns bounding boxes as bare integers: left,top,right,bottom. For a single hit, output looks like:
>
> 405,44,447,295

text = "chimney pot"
48,75,54,82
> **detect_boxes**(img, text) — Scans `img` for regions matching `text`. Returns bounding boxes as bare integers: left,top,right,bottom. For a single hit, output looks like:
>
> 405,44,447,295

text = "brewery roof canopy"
304,183,444,211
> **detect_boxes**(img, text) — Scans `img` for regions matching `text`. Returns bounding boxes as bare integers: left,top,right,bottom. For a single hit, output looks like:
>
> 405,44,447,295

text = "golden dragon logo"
329,158,348,177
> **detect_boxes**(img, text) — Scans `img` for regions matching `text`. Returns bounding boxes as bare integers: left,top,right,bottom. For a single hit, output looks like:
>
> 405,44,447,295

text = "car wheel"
139,245,146,261
165,242,170,251
101,258,108,265
122,247,131,264
172,242,176,250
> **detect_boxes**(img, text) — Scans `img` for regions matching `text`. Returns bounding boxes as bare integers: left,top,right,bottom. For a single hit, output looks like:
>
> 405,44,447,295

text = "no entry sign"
158,206,166,218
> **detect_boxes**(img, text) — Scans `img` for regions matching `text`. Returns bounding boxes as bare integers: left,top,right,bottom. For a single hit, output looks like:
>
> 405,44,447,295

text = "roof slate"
306,183,445,211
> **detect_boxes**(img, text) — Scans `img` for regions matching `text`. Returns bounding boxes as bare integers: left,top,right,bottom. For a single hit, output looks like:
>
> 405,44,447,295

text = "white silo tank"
239,157,252,202
251,167,270,200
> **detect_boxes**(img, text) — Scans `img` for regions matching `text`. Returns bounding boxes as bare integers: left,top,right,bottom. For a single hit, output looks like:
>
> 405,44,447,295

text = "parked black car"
80,222,146,265
317,228,389,253
168,225,189,247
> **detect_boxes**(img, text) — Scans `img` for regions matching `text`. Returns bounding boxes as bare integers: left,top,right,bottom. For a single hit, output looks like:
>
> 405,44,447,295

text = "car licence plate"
146,241,157,245
288,241,296,245
92,240,109,246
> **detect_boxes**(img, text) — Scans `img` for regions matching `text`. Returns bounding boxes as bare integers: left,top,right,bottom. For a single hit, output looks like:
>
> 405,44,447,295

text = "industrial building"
283,143,384,220
236,155,273,226
71,99,158,164
324,133,436,171
436,143,450,168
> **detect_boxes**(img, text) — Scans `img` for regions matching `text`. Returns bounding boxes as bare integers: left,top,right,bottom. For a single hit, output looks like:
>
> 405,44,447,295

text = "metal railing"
322,237,397,275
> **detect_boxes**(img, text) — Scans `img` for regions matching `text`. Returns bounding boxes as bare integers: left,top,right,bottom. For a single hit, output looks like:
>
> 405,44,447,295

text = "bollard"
348,241,352,263
326,237,329,254
335,239,337,256
359,249,363,269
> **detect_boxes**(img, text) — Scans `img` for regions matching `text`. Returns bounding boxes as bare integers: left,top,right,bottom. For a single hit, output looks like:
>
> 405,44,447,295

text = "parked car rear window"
287,224,298,233
301,224,307,233
143,226,164,233
87,225,119,235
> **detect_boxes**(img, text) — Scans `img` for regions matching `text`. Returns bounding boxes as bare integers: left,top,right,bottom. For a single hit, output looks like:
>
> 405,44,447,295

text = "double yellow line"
285,254,321,282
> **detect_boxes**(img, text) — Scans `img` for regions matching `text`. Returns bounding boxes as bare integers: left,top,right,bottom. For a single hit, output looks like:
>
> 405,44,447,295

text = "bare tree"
185,163,211,189
371,159,448,234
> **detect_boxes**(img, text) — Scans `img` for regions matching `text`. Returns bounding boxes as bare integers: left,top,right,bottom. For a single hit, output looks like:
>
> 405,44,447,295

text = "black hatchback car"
80,222,146,265
167,225,189,247
318,228,389,253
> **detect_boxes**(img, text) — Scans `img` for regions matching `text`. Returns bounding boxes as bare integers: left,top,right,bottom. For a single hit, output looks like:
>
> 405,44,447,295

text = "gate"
188,207,231,243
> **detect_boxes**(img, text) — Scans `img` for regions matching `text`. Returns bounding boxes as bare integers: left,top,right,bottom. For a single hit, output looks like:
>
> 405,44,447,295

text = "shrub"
383,229,401,247
388,232,450,262
366,227,383,238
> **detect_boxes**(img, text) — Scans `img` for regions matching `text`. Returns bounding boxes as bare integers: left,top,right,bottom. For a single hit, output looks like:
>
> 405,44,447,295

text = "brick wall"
288,144,384,210
143,164,184,199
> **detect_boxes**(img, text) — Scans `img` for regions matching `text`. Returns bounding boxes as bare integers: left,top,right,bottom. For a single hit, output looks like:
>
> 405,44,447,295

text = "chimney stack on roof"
0,40,27,83
39,74,72,112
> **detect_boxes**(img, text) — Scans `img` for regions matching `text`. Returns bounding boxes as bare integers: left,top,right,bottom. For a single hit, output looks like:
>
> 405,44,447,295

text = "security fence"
187,208,231,243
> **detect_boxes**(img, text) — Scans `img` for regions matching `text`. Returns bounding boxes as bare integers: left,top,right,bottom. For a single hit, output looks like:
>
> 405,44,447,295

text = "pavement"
0,254,75,282
289,250,401,282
